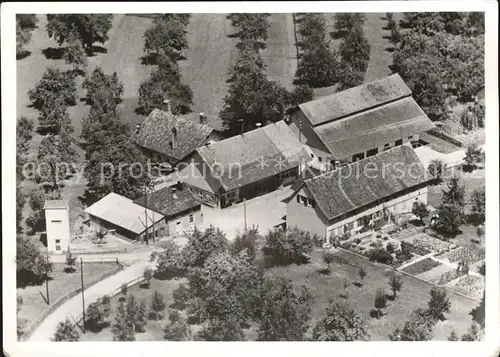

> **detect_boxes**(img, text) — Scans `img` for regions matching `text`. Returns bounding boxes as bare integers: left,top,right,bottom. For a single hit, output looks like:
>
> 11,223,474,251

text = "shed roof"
44,200,69,210
195,121,311,191
299,74,412,126
132,109,214,160
314,97,435,159
85,193,164,235
296,145,431,221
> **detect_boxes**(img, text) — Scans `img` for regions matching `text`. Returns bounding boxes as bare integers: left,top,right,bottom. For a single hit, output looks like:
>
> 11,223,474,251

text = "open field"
17,262,121,337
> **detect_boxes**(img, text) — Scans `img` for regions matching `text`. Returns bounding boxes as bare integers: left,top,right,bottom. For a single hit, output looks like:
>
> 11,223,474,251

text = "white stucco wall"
286,187,328,239
45,208,70,254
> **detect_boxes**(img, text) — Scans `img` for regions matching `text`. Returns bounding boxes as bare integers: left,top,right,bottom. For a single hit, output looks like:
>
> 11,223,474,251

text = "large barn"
284,145,433,241
289,74,435,170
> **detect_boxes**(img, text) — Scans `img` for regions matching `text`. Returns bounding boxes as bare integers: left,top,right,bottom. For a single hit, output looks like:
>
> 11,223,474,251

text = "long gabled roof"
298,74,412,126
195,121,311,191
85,193,164,235
314,97,435,159
133,109,214,160
295,145,431,221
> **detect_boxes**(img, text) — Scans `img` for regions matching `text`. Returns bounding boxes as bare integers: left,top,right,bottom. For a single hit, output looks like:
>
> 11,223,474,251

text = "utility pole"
243,198,247,233
80,257,85,332
144,186,149,245
151,182,155,243
45,248,50,305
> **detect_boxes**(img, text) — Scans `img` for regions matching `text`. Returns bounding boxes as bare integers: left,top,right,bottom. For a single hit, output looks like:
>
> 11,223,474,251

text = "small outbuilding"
44,200,71,254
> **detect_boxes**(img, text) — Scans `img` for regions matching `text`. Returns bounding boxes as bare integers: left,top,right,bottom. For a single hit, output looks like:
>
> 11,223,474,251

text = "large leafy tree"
441,177,466,208
28,68,77,111
228,13,271,50
312,302,370,341
82,67,123,122
37,132,78,190
470,291,485,328
338,26,370,89
52,318,80,341
182,226,229,268
333,13,366,37
470,187,485,224
254,275,313,341
221,48,288,135
157,14,191,26
143,17,188,60
389,308,435,341
149,240,186,279
427,287,451,321
264,227,314,266
196,316,245,341
62,33,87,72
16,235,54,286
112,302,135,341
16,19,32,57
137,54,193,116
435,204,463,236
46,14,113,55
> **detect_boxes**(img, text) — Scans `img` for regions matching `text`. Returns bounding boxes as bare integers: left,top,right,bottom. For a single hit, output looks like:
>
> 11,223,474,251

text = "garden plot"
437,246,485,265
447,275,485,301
417,264,456,283
430,269,467,286
400,233,454,255
400,258,441,276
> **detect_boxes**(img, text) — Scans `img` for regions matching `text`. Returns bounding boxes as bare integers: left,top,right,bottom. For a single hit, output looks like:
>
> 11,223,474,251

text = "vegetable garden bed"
447,275,485,300
438,246,485,264
401,258,442,276
401,233,453,254
430,269,467,285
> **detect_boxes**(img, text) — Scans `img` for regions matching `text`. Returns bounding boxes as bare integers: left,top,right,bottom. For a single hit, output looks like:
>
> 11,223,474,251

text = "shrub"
368,248,393,265
427,287,451,321
172,283,190,310
143,267,153,287
322,251,335,273
386,242,395,254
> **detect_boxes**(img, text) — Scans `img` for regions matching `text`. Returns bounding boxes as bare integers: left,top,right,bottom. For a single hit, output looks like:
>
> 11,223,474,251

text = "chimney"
171,127,178,149
172,187,177,199
163,99,172,114
135,124,140,134
199,112,208,125
177,181,184,191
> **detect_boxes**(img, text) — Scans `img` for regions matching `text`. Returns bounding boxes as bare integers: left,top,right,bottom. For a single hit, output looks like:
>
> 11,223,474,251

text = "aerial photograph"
14,12,486,342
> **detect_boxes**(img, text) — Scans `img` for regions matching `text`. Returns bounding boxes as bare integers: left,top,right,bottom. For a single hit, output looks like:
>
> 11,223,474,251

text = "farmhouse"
289,74,435,170
134,181,205,237
132,101,221,170
177,120,312,208
284,145,433,241
85,192,166,242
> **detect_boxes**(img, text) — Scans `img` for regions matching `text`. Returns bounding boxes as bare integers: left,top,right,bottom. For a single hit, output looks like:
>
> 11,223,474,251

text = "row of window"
297,194,316,208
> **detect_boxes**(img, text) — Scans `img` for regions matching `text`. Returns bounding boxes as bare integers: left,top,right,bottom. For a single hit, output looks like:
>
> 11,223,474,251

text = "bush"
172,283,190,310
386,242,395,254
368,248,394,265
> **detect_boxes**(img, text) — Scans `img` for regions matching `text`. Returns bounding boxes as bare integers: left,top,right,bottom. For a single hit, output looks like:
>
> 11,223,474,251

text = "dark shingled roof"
133,109,214,160
134,184,201,218
314,97,435,159
301,145,431,220
299,74,412,126
196,121,311,191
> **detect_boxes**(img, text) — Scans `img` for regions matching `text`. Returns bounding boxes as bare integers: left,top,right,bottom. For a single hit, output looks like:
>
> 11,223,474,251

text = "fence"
69,245,136,255
20,263,124,341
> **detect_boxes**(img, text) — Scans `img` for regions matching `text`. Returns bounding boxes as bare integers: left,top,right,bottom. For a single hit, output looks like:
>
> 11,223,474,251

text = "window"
176,221,181,226
310,153,314,158
309,198,316,208
395,139,403,146
51,220,62,223
356,217,364,227
366,148,378,157
189,213,194,223
55,239,61,251
318,157,323,162
408,135,414,140
297,195,301,203
155,231,159,237
301,196,308,206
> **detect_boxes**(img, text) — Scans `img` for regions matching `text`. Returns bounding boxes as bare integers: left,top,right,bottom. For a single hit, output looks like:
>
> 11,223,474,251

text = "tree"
143,18,188,60
412,202,429,224
17,14,38,29
112,302,135,341
294,43,339,88
255,275,313,341
312,302,370,341
428,159,446,183
389,308,435,341
86,302,103,331
16,188,26,233
427,287,451,321
374,289,387,318
196,316,245,341
157,14,191,26
163,313,191,341
38,133,78,190
297,13,328,49
17,117,34,153
337,62,365,90
16,235,53,286
143,267,153,288
25,188,60,235
461,322,483,341
137,55,193,115
135,299,148,333
264,227,314,266
228,13,271,50
172,283,190,310
322,251,335,273
470,291,485,328
16,19,32,58
52,318,80,341
150,290,166,320
46,14,113,55
333,13,366,37
448,330,459,341
230,226,259,261
470,187,485,223
63,34,87,72
149,240,186,279
82,67,123,115
338,26,370,76
388,275,404,299
358,267,367,286
65,250,77,273
441,177,466,209
37,100,73,135
463,144,484,168
28,68,77,111
435,204,463,236
182,226,229,268
121,283,128,296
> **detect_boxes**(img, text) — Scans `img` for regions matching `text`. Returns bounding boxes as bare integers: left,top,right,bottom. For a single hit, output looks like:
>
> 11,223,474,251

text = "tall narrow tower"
44,200,70,255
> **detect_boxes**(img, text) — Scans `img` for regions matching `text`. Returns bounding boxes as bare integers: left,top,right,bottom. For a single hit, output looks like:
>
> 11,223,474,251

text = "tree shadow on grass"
88,45,108,56
370,309,384,319
385,47,396,53
169,301,186,311
16,50,32,60
317,268,331,275
140,54,158,66
84,321,110,333
42,47,65,60
382,35,392,40
139,282,150,289
330,30,346,40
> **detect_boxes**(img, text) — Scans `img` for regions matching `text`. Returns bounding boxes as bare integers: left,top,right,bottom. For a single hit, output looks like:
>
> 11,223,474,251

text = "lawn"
17,262,122,338
266,248,479,340
401,257,442,276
